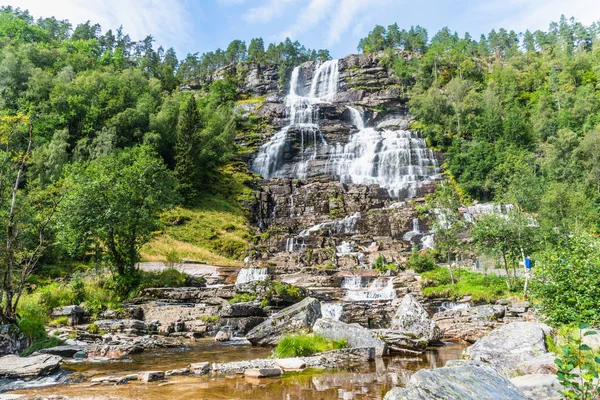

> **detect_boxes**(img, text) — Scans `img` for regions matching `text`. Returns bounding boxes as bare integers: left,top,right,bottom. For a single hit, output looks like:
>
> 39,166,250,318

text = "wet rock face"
246,297,322,346
390,294,440,344
384,361,528,400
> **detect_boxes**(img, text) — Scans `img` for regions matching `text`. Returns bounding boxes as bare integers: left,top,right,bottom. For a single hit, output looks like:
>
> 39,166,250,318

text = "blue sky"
9,0,600,59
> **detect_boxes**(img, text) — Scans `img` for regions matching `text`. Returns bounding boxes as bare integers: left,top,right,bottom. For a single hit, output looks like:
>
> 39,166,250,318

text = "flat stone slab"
275,358,306,371
39,345,86,358
138,371,165,382
190,362,211,375
511,374,563,400
244,368,282,378
0,354,62,378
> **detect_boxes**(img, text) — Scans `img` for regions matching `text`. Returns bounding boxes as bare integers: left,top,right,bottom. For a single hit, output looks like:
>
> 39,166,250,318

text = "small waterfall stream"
341,276,396,301
235,268,269,285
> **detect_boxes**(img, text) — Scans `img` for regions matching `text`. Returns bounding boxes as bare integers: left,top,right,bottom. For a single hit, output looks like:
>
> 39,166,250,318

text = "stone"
39,345,86,358
215,330,231,342
0,354,62,378
510,374,563,399
165,368,190,376
312,318,388,356
372,329,428,354
50,305,87,326
391,294,440,343
190,362,211,375
85,344,143,359
94,319,158,336
309,347,376,368
244,368,282,378
220,302,267,318
433,304,507,343
383,361,528,400
582,329,600,351
0,324,28,357
138,371,165,382
514,353,557,376
73,350,88,360
275,358,306,371
463,322,552,374
212,359,277,374
246,297,322,346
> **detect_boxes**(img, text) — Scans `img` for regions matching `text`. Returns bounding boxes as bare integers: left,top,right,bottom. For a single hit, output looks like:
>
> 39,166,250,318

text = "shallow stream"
12,340,467,399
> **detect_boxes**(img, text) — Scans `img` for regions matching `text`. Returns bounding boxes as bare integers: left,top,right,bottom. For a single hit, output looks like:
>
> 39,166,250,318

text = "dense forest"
358,19,600,233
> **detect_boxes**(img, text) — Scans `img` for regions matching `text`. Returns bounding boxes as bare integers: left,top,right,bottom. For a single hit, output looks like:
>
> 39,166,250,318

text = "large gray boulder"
0,354,62,378
383,361,528,400
391,294,440,343
372,329,428,354
246,297,321,346
50,305,87,326
511,374,563,400
313,318,387,356
0,324,28,356
463,322,552,375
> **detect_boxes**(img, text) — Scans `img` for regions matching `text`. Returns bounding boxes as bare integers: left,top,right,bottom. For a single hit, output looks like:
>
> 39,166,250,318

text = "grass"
141,162,254,267
421,267,522,303
20,336,64,357
273,334,348,358
229,293,257,303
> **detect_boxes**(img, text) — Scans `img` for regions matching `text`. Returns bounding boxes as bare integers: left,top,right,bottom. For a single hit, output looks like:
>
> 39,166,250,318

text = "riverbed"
10,340,467,399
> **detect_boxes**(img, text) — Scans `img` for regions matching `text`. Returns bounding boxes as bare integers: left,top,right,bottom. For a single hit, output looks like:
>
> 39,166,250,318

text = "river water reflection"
13,341,467,399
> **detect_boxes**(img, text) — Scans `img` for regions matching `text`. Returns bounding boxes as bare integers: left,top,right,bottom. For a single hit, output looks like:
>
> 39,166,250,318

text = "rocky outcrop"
50,305,88,326
433,301,535,342
510,374,563,400
463,322,553,375
383,361,528,400
0,354,62,378
313,318,387,356
246,297,322,345
85,344,143,359
0,324,28,356
372,329,428,354
39,345,86,358
390,294,440,343
94,319,159,336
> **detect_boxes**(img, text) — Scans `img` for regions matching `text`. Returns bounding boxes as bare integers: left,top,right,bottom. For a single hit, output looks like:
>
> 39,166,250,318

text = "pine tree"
174,94,201,204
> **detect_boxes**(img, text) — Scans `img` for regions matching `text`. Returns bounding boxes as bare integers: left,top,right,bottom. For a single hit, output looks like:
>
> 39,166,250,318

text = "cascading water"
328,124,440,198
341,276,396,301
298,212,361,237
252,61,339,179
321,302,343,320
235,268,269,285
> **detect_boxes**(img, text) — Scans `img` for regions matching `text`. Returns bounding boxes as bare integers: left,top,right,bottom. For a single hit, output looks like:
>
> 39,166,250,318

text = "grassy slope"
141,161,256,267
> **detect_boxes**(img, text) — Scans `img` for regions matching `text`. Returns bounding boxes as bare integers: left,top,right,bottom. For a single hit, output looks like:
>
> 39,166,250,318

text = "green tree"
58,146,175,282
174,94,201,204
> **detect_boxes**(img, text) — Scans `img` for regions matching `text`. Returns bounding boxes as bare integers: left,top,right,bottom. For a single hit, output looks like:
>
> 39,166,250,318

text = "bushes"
273,334,347,358
407,248,436,273
372,255,400,273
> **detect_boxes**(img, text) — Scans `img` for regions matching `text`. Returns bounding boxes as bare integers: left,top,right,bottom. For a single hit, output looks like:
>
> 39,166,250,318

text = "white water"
252,61,338,179
402,218,422,241
321,302,343,320
235,268,269,285
463,204,515,223
252,59,441,201
439,301,470,312
299,212,361,237
341,276,396,301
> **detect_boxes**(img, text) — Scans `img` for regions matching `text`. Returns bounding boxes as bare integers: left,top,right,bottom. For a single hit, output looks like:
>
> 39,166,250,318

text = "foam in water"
252,61,339,179
328,125,440,198
341,276,396,301
439,301,470,312
298,212,361,237
235,268,269,285
321,302,343,320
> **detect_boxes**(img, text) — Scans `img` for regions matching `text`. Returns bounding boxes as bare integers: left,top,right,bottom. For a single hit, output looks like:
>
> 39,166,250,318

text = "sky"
7,0,600,59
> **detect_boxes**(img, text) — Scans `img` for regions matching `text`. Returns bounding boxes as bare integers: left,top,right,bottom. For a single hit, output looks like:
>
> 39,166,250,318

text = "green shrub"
273,334,347,358
87,323,99,334
407,248,436,273
199,315,219,323
372,254,399,273
229,293,257,303
48,316,69,327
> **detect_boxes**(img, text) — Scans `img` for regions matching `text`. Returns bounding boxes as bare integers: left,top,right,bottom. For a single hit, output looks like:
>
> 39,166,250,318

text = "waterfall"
286,237,296,252
298,212,361,237
328,124,440,199
402,218,422,241
321,302,343,320
252,61,340,179
438,301,470,312
235,268,269,285
342,276,396,301
347,106,365,130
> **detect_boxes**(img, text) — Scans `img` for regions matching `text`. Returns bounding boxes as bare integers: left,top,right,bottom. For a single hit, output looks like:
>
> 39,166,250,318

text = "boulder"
138,371,164,382
246,297,322,346
244,368,282,378
514,353,557,376
0,324,28,357
391,294,440,343
94,319,158,335
372,329,428,354
312,318,387,356
190,362,211,375
85,344,143,359
220,302,267,318
50,305,87,326
0,354,62,378
383,361,528,400
275,358,306,371
582,329,600,351
39,345,86,358
215,330,231,342
165,368,189,376
511,374,563,399
463,322,552,374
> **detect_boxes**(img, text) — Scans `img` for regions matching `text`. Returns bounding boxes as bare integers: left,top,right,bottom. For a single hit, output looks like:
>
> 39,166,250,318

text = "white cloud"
244,0,300,23
8,0,192,51
279,0,338,39
325,0,380,46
